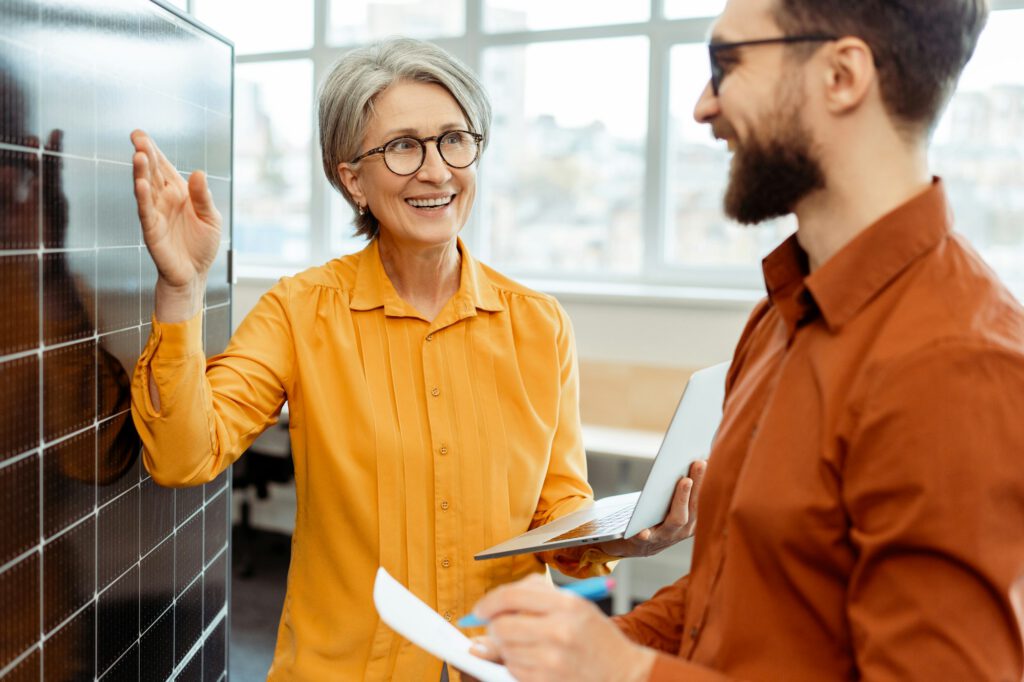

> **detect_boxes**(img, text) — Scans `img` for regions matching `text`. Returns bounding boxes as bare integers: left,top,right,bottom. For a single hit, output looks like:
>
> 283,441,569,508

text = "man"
466,0,1024,680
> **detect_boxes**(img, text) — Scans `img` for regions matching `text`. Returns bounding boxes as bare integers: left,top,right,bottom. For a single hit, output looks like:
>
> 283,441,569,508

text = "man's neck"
794,133,932,271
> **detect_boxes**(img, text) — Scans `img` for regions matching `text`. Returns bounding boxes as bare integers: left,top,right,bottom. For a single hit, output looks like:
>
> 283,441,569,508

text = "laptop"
475,361,730,560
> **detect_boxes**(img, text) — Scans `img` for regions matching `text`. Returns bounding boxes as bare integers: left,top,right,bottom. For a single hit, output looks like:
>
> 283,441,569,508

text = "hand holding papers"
372,567,517,682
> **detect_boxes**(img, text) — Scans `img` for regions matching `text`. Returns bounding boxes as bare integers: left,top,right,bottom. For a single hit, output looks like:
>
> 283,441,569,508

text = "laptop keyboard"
544,505,635,543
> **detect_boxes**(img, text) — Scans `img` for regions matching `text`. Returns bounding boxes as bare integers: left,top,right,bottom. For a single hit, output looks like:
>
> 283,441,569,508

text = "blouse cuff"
145,311,204,360
543,545,619,578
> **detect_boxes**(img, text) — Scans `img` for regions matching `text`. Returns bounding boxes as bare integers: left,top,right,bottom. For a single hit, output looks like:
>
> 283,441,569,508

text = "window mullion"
309,0,329,262
643,29,670,278
462,0,488,261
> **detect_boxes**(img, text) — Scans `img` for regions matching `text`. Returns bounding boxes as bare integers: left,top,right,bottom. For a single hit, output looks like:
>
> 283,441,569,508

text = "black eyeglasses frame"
350,130,484,176
708,34,838,95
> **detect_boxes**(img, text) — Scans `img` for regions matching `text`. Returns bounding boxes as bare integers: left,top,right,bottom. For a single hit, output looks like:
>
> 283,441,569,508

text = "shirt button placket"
424,329,455,628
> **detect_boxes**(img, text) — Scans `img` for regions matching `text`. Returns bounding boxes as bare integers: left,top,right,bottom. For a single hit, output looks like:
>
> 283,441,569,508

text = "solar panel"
0,1,233,679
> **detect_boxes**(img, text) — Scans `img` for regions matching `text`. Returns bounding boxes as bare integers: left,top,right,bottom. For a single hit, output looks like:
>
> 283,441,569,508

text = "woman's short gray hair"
318,38,492,239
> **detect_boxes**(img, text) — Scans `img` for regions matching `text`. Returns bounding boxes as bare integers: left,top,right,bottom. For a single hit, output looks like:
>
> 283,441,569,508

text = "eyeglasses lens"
709,50,723,95
383,132,478,175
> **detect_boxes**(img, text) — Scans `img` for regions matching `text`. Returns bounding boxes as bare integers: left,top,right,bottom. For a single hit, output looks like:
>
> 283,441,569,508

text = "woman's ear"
338,163,365,207
821,36,876,116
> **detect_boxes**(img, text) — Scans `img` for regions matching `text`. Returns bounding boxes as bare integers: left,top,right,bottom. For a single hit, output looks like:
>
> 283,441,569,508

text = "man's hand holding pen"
461,574,656,682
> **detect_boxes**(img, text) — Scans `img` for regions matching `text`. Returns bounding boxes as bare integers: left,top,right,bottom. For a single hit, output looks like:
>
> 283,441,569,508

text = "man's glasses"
708,35,838,95
351,130,484,176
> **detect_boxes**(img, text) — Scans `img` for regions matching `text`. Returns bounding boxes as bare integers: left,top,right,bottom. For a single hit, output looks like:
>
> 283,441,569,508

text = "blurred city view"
205,0,1023,296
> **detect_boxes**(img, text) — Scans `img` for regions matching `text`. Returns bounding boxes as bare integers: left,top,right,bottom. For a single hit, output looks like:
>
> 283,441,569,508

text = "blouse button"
441,558,451,569
439,445,448,455
431,387,440,397
443,610,453,622
426,333,433,342
440,500,450,511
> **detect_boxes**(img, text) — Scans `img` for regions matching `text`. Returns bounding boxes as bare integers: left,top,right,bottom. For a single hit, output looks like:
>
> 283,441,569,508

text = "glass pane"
664,0,726,20
664,44,794,275
484,0,647,33
932,9,1024,294
193,0,312,54
481,37,648,275
234,61,313,264
327,0,464,45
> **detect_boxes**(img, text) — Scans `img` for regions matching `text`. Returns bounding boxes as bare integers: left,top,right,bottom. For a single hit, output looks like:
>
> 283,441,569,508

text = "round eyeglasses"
351,130,484,176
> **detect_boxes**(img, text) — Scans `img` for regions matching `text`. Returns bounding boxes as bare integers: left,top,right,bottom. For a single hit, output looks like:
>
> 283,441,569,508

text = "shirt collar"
763,178,953,333
349,237,505,321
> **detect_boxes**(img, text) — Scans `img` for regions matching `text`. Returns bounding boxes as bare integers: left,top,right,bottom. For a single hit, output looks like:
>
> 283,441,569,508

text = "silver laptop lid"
622,361,729,537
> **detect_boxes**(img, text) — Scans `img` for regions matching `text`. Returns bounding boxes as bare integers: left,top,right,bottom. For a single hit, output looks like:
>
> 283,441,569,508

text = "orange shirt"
617,180,1024,681
131,239,611,681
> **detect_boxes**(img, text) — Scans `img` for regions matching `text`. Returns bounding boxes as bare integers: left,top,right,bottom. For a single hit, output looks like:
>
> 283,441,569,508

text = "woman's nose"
416,142,452,183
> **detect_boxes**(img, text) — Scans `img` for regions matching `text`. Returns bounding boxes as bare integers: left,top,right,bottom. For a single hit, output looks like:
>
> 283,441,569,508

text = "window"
233,60,314,263
930,10,1024,289
480,37,648,275
664,0,726,20
328,0,464,45
180,1,1024,298
483,0,647,33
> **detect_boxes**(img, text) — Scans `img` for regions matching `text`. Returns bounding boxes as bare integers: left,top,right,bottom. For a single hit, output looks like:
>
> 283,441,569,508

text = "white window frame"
187,0,1024,300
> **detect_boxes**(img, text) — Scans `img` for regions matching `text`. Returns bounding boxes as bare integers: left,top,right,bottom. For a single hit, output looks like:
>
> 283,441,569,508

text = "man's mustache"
711,119,737,144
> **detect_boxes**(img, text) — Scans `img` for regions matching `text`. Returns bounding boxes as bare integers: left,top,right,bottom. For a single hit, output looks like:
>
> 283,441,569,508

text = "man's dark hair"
773,0,990,134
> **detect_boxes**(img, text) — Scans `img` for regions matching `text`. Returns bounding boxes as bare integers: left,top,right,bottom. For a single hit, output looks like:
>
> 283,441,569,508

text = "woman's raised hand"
130,129,222,322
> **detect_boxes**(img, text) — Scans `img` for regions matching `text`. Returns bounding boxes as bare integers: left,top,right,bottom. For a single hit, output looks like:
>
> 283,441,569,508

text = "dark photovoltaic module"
0,1,233,679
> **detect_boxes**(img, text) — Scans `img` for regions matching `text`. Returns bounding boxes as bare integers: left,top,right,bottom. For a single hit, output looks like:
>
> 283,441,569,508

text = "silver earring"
358,205,366,216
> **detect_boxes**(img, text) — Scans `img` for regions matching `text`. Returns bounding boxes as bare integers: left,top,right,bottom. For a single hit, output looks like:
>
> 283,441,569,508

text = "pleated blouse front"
131,239,610,680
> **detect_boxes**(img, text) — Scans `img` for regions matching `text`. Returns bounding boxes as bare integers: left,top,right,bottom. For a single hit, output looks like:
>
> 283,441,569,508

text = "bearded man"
465,0,1024,680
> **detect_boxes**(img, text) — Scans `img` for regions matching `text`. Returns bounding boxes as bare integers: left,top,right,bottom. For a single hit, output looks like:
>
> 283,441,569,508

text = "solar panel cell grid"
0,1,232,678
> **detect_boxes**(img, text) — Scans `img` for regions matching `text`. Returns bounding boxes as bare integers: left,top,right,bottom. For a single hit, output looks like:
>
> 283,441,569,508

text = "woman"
129,38,698,680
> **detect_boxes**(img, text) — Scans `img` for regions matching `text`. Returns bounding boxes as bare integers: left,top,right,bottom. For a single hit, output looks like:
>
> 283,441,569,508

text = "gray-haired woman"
128,37,699,680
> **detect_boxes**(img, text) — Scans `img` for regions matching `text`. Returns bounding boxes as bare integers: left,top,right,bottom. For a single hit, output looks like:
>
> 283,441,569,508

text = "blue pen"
456,576,616,627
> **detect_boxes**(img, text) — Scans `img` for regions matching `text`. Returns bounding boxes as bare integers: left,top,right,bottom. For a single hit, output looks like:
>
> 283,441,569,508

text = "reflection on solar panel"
0,1,232,679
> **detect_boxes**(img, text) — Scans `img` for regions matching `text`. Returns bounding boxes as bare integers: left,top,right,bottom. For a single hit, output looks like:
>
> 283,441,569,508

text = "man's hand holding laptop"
457,463,705,682
595,459,707,558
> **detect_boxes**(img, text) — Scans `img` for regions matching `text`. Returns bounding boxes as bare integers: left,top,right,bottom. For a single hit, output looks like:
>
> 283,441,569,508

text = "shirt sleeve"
130,282,295,486
840,341,1024,680
526,301,615,578
612,575,689,653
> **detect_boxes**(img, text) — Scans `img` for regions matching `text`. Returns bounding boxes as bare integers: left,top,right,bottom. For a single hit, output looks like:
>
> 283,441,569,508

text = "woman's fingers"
130,130,165,189
133,175,156,230
151,134,184,188
187,170,220,225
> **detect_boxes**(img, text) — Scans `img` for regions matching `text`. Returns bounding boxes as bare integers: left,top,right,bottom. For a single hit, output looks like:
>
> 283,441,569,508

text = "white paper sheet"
373,567,517,682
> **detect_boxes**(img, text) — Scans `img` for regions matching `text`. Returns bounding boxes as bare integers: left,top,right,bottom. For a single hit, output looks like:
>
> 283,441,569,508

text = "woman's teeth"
407,196,453,208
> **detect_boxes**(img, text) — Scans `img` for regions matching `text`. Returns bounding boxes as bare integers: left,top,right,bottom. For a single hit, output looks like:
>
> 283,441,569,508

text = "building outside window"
183,0,1024,298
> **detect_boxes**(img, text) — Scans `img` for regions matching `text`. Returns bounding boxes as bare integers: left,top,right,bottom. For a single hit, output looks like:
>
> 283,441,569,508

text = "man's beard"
722,93,826,225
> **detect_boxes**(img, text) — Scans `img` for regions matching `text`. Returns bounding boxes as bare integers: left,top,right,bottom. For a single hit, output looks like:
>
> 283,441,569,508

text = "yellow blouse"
131,239,612,681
